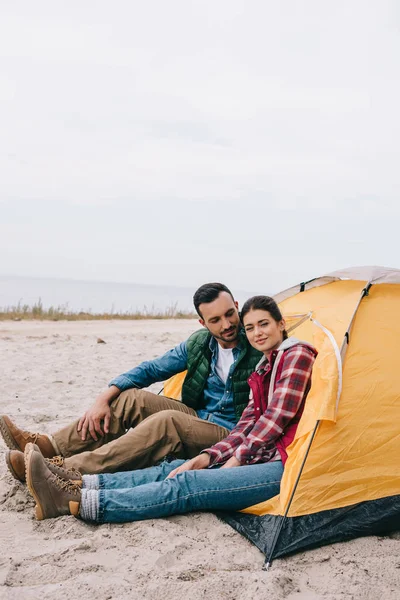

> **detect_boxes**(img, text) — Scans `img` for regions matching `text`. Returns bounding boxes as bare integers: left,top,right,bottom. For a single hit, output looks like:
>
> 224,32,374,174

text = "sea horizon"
0,274,257,314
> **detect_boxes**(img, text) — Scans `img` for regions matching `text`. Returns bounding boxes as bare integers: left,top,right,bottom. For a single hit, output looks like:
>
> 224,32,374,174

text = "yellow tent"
222,266,400,562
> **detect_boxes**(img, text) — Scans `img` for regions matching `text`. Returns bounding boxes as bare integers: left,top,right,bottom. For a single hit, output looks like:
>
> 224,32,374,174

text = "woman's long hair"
241,295,288,340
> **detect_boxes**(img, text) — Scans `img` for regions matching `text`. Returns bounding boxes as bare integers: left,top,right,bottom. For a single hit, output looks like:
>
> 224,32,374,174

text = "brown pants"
53,389,229,475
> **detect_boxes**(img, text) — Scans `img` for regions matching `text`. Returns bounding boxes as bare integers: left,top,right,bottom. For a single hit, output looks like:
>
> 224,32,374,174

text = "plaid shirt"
203,344,316,466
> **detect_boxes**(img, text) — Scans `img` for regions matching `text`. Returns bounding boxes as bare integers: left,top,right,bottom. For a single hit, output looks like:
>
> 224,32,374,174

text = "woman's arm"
167,345,315,477
202,400,257,465
165,400,257,478
233,345,315,465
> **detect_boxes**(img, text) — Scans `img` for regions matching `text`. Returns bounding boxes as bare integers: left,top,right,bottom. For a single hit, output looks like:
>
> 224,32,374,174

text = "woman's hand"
220,456,241,469
166,453,211,479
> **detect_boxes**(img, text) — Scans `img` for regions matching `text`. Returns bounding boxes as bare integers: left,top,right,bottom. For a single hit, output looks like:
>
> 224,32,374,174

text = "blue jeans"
82,459,283,523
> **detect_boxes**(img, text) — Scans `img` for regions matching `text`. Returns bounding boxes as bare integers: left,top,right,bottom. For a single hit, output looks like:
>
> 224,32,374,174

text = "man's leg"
63,410,229,475
0,390,196,459
81,460,284,523
52,389,197,456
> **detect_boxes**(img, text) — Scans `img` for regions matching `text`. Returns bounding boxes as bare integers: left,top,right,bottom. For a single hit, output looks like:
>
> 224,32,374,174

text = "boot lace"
47,455,64,467
46,456,81,478
53,474,81,496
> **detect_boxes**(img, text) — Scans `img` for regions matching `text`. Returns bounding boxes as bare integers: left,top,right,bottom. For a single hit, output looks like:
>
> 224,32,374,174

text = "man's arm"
78,341,188,441
77,385,121,441
109,341,188,391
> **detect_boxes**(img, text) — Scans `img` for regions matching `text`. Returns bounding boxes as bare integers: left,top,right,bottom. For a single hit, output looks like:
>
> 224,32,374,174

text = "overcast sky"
1,1,399,295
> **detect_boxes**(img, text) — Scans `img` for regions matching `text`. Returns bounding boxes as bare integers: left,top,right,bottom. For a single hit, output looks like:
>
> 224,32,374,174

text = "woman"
25,296,317,523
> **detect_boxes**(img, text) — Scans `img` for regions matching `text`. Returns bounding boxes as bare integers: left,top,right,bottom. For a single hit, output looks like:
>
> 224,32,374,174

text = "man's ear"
199,318,205,328
234,300,239,310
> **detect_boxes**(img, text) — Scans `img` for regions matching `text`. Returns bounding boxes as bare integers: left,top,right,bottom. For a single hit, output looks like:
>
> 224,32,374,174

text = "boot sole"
0,417,21,451
5,450,26,483
25,444,44,520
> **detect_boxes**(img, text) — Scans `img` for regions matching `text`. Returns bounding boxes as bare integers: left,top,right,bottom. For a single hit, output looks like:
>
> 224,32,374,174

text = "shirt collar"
209,332,243,356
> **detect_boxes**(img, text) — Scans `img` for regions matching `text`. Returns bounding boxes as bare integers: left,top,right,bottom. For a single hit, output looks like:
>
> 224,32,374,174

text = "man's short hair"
193,283,235,318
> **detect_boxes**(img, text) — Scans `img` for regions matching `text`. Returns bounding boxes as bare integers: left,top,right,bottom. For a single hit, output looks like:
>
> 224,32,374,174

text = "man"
1,283,261,480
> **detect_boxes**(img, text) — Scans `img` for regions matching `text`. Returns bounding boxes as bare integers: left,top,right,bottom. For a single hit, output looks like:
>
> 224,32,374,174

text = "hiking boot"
45,455,82,484
6,449,25,482
25,443,81,520
0,415,56,458
5,449,82,484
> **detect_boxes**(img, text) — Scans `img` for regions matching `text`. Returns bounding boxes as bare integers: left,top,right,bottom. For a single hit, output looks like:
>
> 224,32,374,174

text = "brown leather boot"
25,443,81,520
45,456,82,485
0,415,57,458
6,449,82,484
6,449,25,482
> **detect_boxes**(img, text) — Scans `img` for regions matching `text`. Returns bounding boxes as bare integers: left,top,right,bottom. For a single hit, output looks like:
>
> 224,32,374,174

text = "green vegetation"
0,299,197,321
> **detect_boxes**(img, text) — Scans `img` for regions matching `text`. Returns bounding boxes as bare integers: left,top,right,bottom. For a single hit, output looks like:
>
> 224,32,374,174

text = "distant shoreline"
0,275,258,315
0,300,197,321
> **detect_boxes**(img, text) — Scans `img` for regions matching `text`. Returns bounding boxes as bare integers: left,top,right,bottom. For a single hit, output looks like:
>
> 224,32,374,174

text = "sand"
0,319,399,600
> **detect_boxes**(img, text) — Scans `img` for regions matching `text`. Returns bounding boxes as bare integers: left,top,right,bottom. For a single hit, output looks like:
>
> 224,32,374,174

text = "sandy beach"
0,319,399,600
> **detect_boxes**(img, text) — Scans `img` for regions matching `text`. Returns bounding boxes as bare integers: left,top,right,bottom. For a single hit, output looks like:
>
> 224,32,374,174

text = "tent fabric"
325,265,400,284
222,494,400,558
220,269,400,559
163,370,187,401
273,265,400,305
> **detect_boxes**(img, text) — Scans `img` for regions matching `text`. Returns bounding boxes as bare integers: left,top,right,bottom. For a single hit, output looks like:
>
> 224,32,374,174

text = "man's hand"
77,386,120,441
220,456,241,469
166,453,211,479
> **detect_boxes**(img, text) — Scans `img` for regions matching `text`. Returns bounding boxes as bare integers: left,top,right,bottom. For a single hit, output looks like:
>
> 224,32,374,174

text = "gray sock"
82,474,100,490
80,489,100,521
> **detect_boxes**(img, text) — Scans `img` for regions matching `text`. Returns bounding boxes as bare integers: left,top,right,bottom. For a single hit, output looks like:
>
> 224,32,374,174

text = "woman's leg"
80,460,283,523
82,459,186,490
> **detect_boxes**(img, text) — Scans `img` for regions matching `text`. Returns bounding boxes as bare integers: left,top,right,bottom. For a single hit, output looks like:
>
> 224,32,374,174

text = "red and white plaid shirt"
203,343,316,466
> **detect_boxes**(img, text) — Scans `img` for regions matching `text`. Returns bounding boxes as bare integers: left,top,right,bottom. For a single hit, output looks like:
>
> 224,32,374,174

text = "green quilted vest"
181,329,262,420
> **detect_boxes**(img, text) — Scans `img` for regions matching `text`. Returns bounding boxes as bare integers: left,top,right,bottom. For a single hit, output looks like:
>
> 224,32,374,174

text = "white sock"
80,489,99,521
82,474,100,490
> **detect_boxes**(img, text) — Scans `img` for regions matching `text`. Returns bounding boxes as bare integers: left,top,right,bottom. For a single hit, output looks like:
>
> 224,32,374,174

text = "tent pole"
264,419,321,569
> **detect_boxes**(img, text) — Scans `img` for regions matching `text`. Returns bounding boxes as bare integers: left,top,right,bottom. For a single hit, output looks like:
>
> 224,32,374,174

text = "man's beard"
214,324,240,343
